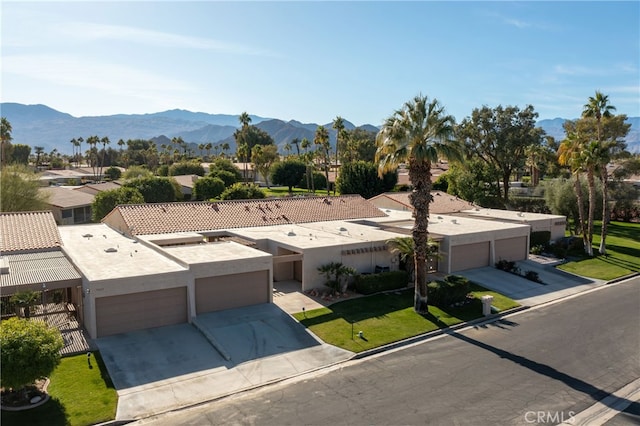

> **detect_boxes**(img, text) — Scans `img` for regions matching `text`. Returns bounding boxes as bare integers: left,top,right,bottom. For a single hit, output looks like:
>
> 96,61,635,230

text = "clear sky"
2,1,639,126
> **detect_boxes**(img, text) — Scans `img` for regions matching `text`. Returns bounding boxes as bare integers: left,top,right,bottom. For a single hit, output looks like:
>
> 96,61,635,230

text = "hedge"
354,270,409,295
427,275,470,308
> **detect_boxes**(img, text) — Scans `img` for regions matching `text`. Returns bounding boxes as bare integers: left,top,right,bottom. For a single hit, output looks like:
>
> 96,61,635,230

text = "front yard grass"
292,284,519,353
262,186,332,197
558,221,640,280
1,351,117,426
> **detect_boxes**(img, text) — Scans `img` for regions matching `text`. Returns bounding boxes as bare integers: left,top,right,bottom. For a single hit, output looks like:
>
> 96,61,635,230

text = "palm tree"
284,142,291,157
34,146,44,169
558,132,591,255
301,138,312,191
291,138,301,156
583,91,617,255
205,142,213,159
77,137,84,166
314,126,331,196
69,138,77,166
332,116,345,195
239,111,252,128
583,91,616,143
221,143,230,158
100,136,110,180
376,94,459,314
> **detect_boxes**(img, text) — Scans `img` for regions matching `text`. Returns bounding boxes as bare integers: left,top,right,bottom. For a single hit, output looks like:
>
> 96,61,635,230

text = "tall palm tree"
77,137,84,166
301,138,312,191
558,132,591,255
332,116,345,195
291,138,301,156
239,111,252,128
69,138,77,166
100,136,110,180
34,146,44,169
583,91,617,255
314,126,331,196
376,94,460,314
583,91,616,142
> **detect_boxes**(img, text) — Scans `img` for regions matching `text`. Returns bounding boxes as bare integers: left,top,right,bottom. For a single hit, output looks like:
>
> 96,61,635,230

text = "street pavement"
131,277,639,426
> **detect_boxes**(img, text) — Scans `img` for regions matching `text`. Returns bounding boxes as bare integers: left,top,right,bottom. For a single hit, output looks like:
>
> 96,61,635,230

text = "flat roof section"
59,224,185,281
160,240,271,265
460,208,566,222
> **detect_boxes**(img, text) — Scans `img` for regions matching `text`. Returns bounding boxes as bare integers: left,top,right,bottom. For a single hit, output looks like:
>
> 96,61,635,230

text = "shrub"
495,259,516,272
426,275,470,308
353,271,408,295
209,169,238,187
530,231,551,248
169,161,205,177
530,244,545,255
298,171,327,190
156,164,169,176
220,183,266,200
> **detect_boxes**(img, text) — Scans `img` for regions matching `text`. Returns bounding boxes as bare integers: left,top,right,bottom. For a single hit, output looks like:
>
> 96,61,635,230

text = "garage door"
196,270,269,314
96,287,187,337
450,241,490,272
495,236,527,263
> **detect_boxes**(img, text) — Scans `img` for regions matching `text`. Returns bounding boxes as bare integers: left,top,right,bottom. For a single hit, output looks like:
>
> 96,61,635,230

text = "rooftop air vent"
338,227,348,232
82,234,93,238
104,247,118,253
451,219,458,224
287,231,296,237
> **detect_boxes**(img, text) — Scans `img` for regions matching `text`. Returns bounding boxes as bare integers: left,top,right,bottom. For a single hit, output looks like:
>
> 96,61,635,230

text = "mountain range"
1,103,639,155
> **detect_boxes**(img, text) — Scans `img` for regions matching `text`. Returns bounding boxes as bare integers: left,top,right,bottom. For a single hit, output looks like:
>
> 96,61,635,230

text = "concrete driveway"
96,303,353,421
458,258,607,306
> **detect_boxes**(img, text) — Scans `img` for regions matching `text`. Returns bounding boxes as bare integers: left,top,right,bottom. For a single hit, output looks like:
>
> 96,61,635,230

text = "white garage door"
196,270,269,314
96,287,187,337
495,236,528,263
450,241,490,272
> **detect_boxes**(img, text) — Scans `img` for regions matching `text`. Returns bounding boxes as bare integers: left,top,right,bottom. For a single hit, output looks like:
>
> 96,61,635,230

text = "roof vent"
82,233,93,239
104,247,118,253
451,219,458,224
287,231,296,236
338,227,347,232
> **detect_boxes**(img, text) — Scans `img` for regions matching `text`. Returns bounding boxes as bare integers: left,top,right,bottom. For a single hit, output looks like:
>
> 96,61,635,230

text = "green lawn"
1,351,117,426
262,186,333,197
558,221,640,280
292,284,520,353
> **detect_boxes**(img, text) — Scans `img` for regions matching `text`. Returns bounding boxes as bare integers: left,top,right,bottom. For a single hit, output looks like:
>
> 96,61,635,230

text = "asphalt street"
135,278,639,426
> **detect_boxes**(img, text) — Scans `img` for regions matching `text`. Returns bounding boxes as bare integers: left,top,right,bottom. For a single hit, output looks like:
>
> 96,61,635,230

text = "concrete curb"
606,271,640,285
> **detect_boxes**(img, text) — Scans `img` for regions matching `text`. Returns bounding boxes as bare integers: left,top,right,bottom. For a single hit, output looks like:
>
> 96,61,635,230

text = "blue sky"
2,1,639,126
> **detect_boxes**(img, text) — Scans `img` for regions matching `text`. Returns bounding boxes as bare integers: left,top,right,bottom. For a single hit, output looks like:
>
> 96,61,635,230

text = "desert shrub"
353,271,409,295
530,244,545,255
495,259,516,272
427,275,470,308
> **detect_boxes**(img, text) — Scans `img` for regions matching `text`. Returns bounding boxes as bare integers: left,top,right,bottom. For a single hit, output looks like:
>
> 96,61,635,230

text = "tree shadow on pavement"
448,329,633,412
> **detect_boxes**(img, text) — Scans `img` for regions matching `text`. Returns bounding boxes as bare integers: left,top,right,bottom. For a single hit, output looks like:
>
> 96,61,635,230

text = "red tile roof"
104,195,388,236
0,211,62,254
369,191,477,214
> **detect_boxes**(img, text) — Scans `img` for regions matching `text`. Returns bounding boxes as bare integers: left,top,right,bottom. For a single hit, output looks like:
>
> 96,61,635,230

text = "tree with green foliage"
92,187,144,221
104,166,122,181
457,105,544,205
342,128,377,163
314,126,331,196
332,116,345,194
336,161,397,198
0,165,50,212
209,169,238,187
9,144,31,165
251,144,279,188
298,171,327,191
169,161,205,177
220,183,266,200
123,176,181,203
582,92,630,254
376,94,460,314
446,158,502,207
209,157,243,182
9,290,40,318
1,117,13,167
193,176,225,200
317,262,356,294
271,159,306,192
0,317,64,392
122,165,153,180
386,236,439,285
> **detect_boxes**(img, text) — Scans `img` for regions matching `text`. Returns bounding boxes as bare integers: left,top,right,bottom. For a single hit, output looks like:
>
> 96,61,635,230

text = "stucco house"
1,195,565,340
40,186,95,225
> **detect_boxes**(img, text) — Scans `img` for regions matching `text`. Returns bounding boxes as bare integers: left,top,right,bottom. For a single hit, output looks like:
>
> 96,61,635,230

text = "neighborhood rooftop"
104,195,388,236
0,211,62,254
